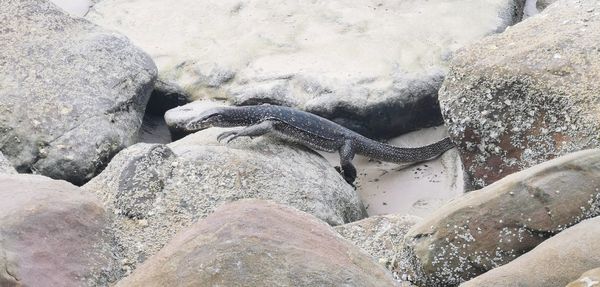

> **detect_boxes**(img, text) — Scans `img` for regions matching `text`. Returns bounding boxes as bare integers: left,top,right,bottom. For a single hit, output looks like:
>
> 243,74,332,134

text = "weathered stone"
0,174,120,286
336,214,422,283
0,151,16,174
84,129,365,270
462,216,600,287
87,0,520,138
0,0,156,185
566,267,600,287
403,149,600,286
439,0,600,188
114,199,397,287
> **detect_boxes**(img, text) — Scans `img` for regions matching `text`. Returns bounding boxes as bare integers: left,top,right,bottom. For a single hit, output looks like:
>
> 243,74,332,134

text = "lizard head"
184,107,241,131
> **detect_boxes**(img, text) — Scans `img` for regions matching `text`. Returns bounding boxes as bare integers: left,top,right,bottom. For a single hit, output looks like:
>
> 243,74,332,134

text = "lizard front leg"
217,120,275,143
338,139,357,185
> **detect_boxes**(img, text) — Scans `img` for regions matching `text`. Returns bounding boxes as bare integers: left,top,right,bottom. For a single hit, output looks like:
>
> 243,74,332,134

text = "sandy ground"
319,126,464,217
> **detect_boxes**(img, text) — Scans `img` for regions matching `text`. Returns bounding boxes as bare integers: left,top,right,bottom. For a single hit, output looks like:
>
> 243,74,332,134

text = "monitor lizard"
185,104,454,184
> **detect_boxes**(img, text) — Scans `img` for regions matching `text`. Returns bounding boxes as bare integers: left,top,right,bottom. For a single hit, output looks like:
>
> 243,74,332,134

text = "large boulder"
439,0,600,188
87,0,520,138
402,149,600,286
114,199,398,287
462,216,600,287
335,214,422,283
0,0,157,185
0,174,120,286
84,128,366,270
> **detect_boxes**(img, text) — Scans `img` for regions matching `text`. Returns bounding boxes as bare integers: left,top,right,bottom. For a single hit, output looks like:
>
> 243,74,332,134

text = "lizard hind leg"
338,139,357,185
217,120,275,143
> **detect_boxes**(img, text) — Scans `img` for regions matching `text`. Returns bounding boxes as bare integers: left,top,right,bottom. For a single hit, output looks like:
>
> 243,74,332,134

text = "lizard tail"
356,137,455,163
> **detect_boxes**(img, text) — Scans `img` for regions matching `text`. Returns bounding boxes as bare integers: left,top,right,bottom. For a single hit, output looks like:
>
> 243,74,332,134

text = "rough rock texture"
114,199,398,287
0,151,16,174
87,0,519,138
462,216,600,287
0,0,157,185
0,174,120,286
84,129,366,270
402,149,600,287
566,267,600,287
336,214,422,282
439,0,600,189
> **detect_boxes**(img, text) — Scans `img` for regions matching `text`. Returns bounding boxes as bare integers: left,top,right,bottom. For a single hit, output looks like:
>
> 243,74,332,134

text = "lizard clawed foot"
217,131,240,143
335,166,357,188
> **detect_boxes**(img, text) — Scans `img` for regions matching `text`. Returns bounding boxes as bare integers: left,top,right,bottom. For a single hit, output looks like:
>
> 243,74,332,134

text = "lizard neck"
354,136,454,163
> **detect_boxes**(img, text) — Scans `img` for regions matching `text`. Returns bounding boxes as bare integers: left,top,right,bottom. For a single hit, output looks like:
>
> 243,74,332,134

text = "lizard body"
185,104,454,184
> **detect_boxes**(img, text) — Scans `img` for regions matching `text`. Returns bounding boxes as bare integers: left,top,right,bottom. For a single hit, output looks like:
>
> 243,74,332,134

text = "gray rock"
335,214,422,283
0,151,16,174
461,216,600,287
439,0,600,189
87,0,520,138
0,0,157,185
114,199,398,287
84,129,366,269
0,174,120,286
402,149,600,286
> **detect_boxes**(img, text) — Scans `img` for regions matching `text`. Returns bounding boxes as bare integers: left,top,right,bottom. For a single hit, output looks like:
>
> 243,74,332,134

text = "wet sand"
320,126,464,217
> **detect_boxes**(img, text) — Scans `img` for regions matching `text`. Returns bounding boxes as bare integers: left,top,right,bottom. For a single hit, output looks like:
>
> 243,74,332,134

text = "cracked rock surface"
402,149,600,286
87,0,519,138
439,0,600,189
84,128,366,271
0,0,157,185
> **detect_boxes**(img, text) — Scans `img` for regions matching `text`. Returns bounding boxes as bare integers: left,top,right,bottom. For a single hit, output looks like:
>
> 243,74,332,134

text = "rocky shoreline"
2,0,599,286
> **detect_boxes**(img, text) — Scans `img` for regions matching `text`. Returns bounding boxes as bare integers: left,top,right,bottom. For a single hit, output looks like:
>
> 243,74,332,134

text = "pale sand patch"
320,126,464,217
